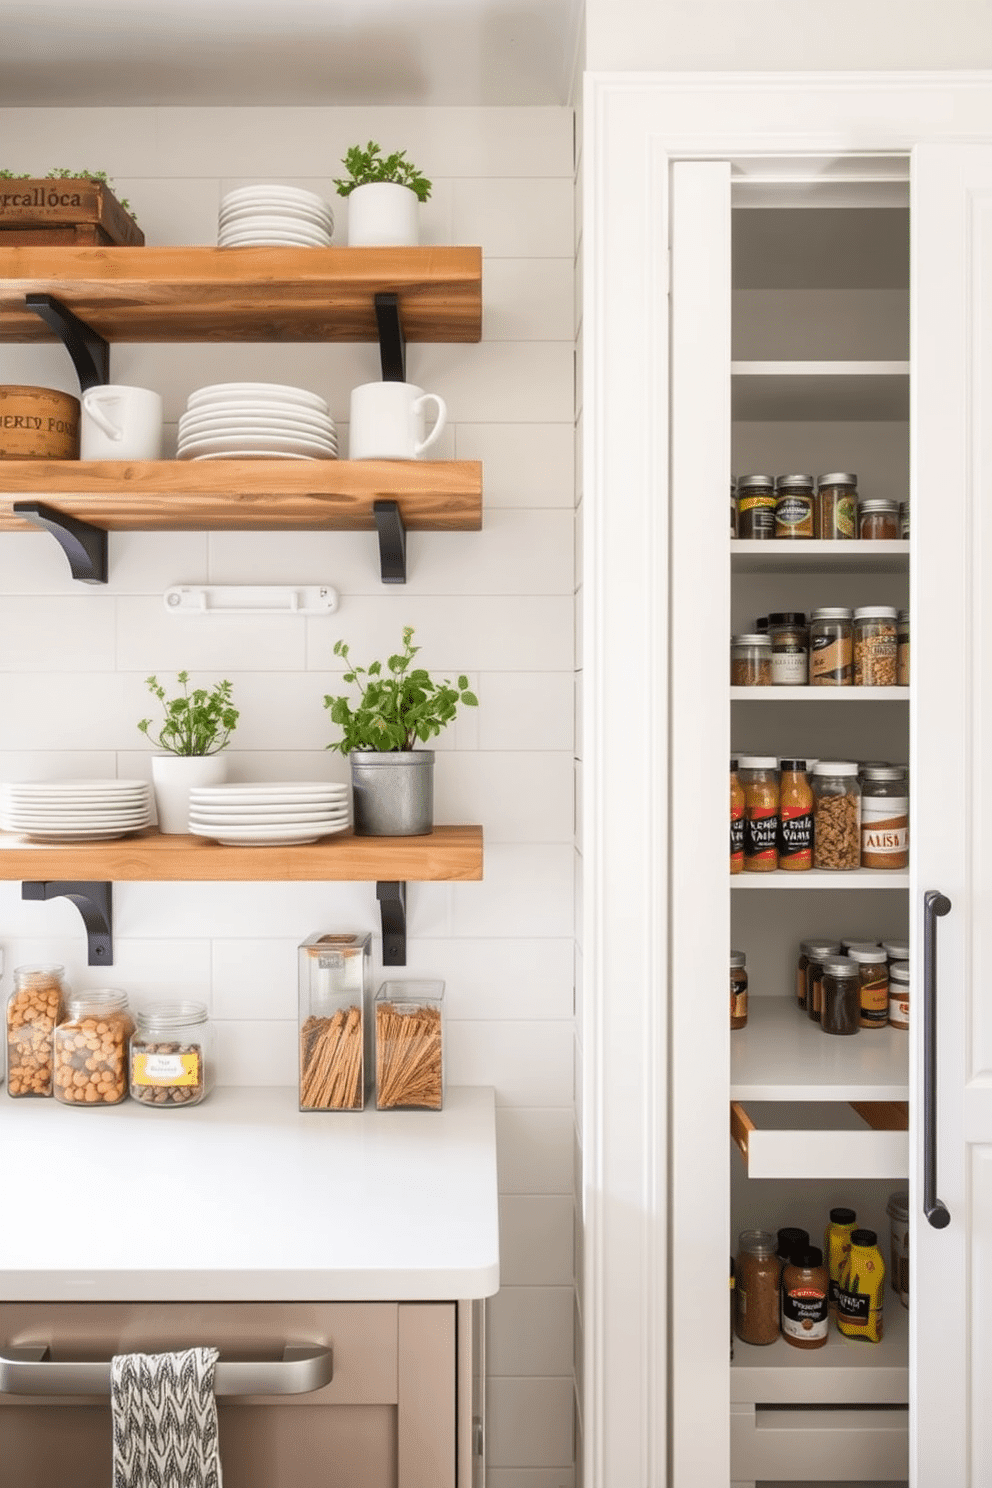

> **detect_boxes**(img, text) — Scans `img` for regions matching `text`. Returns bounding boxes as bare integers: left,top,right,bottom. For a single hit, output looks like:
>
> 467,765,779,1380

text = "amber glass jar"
857,497,900,540
735,1230,781,1345
897,609,910,686
731,758,745,874
782,1246,830,1350
846,943,889,1029
778,759,813,870
820,956,861,1036
740,757,779,871
730,950,748,1030
816,473,858,539
804,940,842,1023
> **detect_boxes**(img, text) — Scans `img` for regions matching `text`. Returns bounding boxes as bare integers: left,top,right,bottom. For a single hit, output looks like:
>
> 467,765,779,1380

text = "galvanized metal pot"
350,750,434,836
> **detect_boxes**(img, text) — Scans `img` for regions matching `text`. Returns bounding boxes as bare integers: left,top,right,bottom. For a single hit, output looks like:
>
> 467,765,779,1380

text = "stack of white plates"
178,382,338,461
188,782,350,846
218,185,334,247
0,780,153,841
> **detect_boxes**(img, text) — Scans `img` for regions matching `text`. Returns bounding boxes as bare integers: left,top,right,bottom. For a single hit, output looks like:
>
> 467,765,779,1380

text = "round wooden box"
0,385,80,458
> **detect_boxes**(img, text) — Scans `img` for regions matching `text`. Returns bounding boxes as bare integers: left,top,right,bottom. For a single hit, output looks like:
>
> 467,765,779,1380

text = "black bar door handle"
923,889,952,1230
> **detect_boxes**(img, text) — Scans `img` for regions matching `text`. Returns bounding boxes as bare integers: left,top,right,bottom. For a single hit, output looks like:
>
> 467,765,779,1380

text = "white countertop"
0,1085,499,1303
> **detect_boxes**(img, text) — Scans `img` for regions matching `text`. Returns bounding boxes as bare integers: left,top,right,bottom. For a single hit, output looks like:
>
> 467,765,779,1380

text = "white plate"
5,810,152,822
191,822,350,846
191,782,347,799
15,827,149,842
179,413,337,437
189,811,349,827
181,402,335,424
178,426,337,448
221,184,331,207
4,778,149,795
180,449,334,462
178,433,338,458
188,383,328,411
219,207,333,231
218,235,332,249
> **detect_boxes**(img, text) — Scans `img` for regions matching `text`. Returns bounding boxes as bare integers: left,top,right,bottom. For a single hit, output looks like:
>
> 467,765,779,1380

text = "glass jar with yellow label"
129,1001,214,1107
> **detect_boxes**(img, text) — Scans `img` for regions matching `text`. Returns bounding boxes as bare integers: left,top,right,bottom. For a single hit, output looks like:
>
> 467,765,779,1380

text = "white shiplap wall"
0,104,576,1488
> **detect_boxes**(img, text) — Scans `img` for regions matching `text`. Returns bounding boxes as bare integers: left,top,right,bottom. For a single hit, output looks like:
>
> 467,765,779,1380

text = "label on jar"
890,993,910,1028
837,1287,871,1325
810,631,852,684
132,1051,200,1086
859,968,890,1028
775,495,814,538
778,806,813,867
744,808,778,867
737,495,775,538
771,647,808,685
862,798,909,865
820,492,857,539
782,1287,829,1341
731,974,748,1023
731,808,745,865
854,632,897,686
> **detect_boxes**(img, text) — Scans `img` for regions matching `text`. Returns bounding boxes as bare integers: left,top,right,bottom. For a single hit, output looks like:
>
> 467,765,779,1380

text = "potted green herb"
324,626,477,836
138,672,239,834
333,141,432,247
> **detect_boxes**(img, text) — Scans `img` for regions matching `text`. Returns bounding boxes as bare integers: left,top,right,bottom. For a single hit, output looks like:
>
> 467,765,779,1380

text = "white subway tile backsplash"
495,1107,575,1194
477,673,573,752
115,599,308,673
0,672,133,750
114,880,375,940
486,1377,575,1469
446,1021,573,1107
0,596,116,672
454,424,574,508
211,939,299,1021
402,939,573,1021
112,176,222,247
415,342,574,423
214,1019,298,1086
483,260,575,342
0,533,84,594
0,751,117,781
450,846,574,938
453,178,574,257
106,531,211,593
436,753,573,843
308,595,573,672
0,108,161,175
488,1287,574,1376
499,1196,575,1286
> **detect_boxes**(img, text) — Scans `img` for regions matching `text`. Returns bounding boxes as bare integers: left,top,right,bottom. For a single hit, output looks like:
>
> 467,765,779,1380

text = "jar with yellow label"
824,1206,857,1314
837,1227,886,1342
129,1001,214,1107
816,473,858,539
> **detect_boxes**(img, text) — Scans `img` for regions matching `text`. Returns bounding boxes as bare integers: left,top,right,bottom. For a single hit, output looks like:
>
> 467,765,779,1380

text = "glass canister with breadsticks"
375,982,445,1111
298,932,372,1111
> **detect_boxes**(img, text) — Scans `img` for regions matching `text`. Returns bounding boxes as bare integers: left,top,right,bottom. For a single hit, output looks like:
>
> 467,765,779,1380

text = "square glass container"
374,981,445,1111
298,933,372,1111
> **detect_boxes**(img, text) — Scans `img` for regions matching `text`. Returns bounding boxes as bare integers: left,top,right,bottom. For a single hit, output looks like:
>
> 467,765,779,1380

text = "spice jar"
857,497,900,540
816,472,858,540
806,941,842,1024
129,1001,214,1107
53,990,134,1106
776,1227,809,1270
809,608,853,686
774,474,815,539
735,1230,781,1346
731,758,745,874
739,756,779,872
853,606,898,686
889,961,910,1029
812,762,861,870
731,633,772,686
736,475,776,539
768,613,808,686
782,1245,830,1350
846,943,889,1029
886,1191,910,1308
5,964,66,1098
838,1228,886,1342
778,759,813,870
897,609,910,686
883,939,909,966
730,950,748,1031
861,764,908,869
797,939,841,1014
824,1207,857,1314
820,956,860,1036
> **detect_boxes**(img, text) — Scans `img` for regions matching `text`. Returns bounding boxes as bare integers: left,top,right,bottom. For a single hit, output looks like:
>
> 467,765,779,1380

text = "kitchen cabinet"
582,73,992,1488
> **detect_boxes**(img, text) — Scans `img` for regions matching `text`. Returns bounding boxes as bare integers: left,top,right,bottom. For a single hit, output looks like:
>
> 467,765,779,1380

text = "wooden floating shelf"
0,824,484,883
0,245,482,343
0,459,482,533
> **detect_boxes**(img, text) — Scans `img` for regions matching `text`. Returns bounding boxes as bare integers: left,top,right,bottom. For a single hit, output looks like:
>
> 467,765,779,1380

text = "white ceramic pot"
151,753,227,834
346,183,420,247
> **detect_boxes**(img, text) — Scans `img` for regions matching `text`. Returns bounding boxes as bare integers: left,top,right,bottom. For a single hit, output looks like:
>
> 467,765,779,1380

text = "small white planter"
346,183,420,247
151,753,227,834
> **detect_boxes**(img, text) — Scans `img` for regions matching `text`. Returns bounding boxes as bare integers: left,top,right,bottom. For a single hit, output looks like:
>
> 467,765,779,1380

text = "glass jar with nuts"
53,990,134,1106
6,964,66,1097
853,606,899,686
130,1001,214,1107
811,762,862,871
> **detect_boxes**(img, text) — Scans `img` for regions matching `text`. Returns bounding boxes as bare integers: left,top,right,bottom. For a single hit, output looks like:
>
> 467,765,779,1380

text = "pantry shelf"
731,539,908,575
732,361,910,420
731,1297,908,1405
0,246,482,343
730,686,908,702
731,998,908,1101
732,869,909,889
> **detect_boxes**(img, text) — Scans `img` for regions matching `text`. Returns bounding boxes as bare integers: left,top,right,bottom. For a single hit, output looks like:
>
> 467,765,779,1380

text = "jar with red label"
781,1246,830,1349
730,758,745,873
777,759,813,870
739,757,779,872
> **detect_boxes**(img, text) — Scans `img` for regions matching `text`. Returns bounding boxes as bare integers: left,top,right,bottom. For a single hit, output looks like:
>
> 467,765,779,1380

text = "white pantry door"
911,142,992,1488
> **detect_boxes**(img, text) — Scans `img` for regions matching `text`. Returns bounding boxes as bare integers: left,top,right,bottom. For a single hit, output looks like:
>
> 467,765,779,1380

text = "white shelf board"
731,686,908,702
731,998,909,1101
732,362,909,421
731,1296,908,1405
731,539,908,575
732,869,909,890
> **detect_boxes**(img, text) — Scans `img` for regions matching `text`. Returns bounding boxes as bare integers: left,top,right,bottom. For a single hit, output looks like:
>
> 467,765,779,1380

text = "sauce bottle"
824,1206,857,1314
781,1246,830,1350
730,758,745,874
777,759,813,870
837,1227,886,1342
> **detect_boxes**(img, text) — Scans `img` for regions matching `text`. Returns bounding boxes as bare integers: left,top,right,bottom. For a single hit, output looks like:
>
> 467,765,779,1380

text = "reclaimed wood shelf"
0,824,484,883
0,245,482,343
0,459,483,532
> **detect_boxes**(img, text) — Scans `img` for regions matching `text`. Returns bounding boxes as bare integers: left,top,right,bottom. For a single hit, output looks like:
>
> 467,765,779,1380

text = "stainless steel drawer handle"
0,1344,333,1398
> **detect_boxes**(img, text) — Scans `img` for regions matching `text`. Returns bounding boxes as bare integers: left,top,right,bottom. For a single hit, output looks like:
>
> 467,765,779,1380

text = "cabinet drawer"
730,1100,909,1179
731,1403,908,1481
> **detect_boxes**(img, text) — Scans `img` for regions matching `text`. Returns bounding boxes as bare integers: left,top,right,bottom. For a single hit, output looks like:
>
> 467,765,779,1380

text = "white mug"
348,381,447,461
81,385,163,461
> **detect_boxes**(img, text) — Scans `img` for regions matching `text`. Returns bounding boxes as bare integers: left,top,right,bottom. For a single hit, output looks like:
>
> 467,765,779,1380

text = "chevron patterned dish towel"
110,1347,223,1488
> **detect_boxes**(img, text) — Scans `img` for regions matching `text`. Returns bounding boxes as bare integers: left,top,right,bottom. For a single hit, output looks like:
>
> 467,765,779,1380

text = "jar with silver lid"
889,961,910,1029
883,939,909,965
861,764,908,869
731,633,772,686
858,497,900,540
846,943,889,1029
737,475,776,539
853,606,898,686
129,1000,215,1107
820,956,860,1036
816,473,858,540
811,762,861,870
809,608,853,686
798,939,842,1016
774,474,815,539
768,612,808,686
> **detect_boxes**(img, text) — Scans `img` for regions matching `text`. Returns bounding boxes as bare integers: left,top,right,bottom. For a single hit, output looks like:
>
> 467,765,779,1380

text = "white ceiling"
0,0,583,106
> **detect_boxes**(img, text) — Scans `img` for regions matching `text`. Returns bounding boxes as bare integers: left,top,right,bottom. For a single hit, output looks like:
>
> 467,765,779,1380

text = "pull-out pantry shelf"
730,1099,909,1180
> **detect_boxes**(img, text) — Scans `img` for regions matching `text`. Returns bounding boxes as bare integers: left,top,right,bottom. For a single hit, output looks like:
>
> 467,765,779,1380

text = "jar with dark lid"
816,473,858,540
768,613,808,687
801,939,842,1020
778,759,813,870
737,475,776,539
858,497,900,540
853,606,898,687
824,1207,857,1314
776,1227,809,1269
774,474,815,539
730,758,745,874
811,762,861,870
782,1245,830,1349
820,955,861,1036
897,609,910,686
731,950,748,1031
889,961,910,1029
861,764,908,869
846,943,889,1029
735,1230,781,1345
731,633,772,686
739,756,779,871
809,608,853,686
886,1191,910,1307
755,616,769,634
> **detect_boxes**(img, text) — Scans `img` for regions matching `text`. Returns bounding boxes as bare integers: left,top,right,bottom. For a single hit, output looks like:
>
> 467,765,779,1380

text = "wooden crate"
0,179,144,246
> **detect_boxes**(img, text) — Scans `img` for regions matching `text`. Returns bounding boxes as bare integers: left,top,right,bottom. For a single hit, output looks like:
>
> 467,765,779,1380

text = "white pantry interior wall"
0,103,576,1488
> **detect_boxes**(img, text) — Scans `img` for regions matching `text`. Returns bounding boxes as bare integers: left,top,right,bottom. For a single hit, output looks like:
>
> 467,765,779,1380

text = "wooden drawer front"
731,1100,909,1180
731,1403,909,1481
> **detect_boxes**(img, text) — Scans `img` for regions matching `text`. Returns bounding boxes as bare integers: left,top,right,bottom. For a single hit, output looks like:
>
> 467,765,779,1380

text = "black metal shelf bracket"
373,498,407,584
376,880,407,966
374,292,406,383
12,500,108,584
21,880,113,966
25,293,109,392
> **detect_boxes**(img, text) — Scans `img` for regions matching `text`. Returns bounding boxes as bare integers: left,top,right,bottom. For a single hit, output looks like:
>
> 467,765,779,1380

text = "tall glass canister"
298,933,372,1110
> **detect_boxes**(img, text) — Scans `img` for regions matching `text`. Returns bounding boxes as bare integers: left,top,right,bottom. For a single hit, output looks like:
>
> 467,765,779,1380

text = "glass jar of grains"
736,475,776,539
129,1001,215,1107
820,956,861,1036
735,1230,781,1345
53,990,134,1106
897,609,910,686
858,497,900,540
809,608,853,686
816,473,858,540
731,633,772,686
730,950,748,1030
861,764,909,869
811,762,861,870
768,612,808,686
846,942,889,1029
853,606,899,686
739,757,779,872
774,474,815,539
